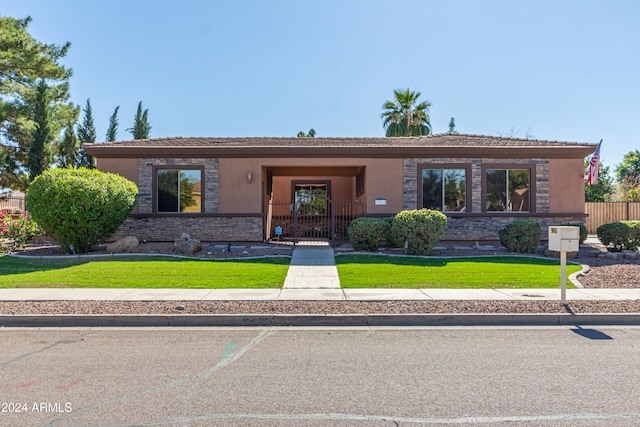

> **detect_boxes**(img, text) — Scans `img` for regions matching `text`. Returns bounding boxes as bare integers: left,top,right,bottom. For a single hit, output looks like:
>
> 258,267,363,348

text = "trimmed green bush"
597,221,640,252
26,168,137,253
560,223,588,244
348,217,391,252
389,209,447,256
499,220,541,253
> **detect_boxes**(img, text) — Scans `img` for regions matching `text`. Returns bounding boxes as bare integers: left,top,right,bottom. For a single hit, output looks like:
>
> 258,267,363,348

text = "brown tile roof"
87,133,591,148
84,133,597,159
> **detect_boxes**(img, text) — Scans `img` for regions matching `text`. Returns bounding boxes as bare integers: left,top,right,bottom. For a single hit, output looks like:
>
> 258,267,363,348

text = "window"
485,169,530,212
294,183,327,215
157,169,202,213
421,168,466,212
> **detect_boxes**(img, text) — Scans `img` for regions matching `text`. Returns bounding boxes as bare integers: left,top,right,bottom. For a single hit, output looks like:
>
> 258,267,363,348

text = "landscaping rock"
605,252,620,260
107,236,139,253
544,249,578,259
174,233,202,255
624,251,640,260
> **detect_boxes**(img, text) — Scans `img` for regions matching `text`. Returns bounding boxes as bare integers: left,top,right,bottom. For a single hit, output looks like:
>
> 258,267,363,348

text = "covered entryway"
264,166,365,244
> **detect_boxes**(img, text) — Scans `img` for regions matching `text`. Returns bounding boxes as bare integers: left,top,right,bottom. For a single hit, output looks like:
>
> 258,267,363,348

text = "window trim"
152,165,205,214
481,164,536,213
417,163,472,213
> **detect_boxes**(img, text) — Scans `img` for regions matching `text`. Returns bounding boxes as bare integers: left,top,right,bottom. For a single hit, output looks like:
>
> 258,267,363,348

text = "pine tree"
76,99,96,168
105,106,120,142
448,117,457,133
58,122,78,168
27,80,53,180
128,101,151,139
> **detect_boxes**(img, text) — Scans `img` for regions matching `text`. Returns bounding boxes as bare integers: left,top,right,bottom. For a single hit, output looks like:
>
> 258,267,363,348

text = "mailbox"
548,226,580,252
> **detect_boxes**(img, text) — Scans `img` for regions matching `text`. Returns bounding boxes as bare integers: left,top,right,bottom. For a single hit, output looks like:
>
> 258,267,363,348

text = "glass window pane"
486,169,507,211
422,170,443,210
157,170,179,212
179,170,202,212
508,170,529,212
444,169,466,212
295,184,327,215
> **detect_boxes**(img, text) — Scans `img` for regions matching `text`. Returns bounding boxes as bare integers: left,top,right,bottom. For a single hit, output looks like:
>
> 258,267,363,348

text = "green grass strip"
0,255,290,288
336,255,582,288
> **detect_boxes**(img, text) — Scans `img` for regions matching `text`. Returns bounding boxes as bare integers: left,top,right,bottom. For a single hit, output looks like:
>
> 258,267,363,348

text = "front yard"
0,254,581,289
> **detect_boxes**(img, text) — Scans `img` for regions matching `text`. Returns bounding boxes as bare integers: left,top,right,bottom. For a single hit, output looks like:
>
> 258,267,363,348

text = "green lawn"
336,254,582,288
0,255,290,288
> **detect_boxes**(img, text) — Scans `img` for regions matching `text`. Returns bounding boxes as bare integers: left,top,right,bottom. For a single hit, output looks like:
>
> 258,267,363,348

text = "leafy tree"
381,88,431,137
57,121,78,168
616,150,640,186
297,128,316,138
584,161,614,202
105,105,120,142
26,80,52,180
498,126,535,139
0,16,73,189
128,101,151,139
76,99,96,168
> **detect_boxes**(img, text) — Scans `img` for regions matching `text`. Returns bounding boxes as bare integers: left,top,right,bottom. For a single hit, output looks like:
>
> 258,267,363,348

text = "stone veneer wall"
111,216,263,242
138,158,219,213
111,157,264,242
443,215,585,241
403,157,582,241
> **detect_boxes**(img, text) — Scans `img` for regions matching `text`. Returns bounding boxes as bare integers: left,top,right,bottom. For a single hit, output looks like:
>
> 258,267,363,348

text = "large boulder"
107,236,139,253
174,233,202,255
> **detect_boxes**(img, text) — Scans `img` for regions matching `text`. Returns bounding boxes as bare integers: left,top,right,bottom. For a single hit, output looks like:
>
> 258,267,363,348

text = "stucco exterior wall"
95,158,140,213
217,157,404,215
271,175,354,201
549,158,586,213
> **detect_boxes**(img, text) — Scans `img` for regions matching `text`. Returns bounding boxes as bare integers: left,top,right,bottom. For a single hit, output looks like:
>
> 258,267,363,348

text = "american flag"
586,139,602,185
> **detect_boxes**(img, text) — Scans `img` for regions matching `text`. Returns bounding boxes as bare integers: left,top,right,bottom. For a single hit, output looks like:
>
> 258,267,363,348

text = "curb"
2,313,640,327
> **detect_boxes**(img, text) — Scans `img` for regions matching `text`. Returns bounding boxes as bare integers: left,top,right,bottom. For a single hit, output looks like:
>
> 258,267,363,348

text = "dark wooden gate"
266,198,364,244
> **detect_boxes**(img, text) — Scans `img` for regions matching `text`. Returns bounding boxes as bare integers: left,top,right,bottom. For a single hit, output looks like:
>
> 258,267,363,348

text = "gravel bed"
2,240,640,315
1,300,639,315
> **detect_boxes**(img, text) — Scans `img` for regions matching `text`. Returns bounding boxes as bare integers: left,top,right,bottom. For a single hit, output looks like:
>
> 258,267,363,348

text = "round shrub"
26,168,138,253
597,221,640,252
499,220,541,253
347,217,391,252
389,209,447,256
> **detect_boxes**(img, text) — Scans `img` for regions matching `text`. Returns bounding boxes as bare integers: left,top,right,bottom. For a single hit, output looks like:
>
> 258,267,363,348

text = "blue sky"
2,0,638,169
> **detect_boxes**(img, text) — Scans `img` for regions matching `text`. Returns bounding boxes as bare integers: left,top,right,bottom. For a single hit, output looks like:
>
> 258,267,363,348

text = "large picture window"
486,169,530,212
157,169,202,213
422,168,466,212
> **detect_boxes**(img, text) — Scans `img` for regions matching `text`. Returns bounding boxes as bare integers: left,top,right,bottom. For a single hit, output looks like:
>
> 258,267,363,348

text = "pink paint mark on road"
17,380,39,389
59,379,83,390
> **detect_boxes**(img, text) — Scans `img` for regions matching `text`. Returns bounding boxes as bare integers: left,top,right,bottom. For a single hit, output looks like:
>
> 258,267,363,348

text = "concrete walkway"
282,242,340,289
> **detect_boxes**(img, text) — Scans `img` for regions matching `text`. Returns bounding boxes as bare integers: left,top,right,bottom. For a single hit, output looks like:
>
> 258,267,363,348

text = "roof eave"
83,144,597,159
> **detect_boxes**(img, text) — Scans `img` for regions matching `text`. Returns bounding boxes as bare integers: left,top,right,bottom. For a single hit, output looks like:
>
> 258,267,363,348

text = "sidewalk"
1,287,640,301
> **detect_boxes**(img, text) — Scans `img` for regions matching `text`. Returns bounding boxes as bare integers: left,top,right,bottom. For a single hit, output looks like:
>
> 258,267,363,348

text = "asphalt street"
1,326,640,427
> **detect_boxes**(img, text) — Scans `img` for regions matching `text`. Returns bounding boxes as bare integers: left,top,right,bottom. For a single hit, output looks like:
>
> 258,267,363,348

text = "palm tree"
381,88,432,137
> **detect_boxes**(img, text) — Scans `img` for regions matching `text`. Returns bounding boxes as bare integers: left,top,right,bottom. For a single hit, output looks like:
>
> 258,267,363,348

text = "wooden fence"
585,202,640,234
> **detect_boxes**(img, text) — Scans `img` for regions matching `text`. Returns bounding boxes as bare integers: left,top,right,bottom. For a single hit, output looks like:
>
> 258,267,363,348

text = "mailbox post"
548,226,580,304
